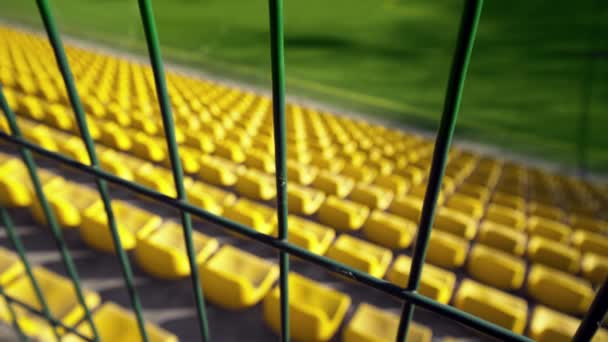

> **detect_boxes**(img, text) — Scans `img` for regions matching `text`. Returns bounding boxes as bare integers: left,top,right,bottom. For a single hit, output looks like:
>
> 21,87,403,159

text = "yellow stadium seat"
457,182,490,203
22,125,58,152
373,174,409,197
570,214,607,234
343,303,432,342
312,171,355,199
287,183,325,215
288,216,335,255
0,159,62,207
491,192,525,211
529,202,564,221
310,154,345,174
341,164,377,184
183,130,215,153
132,116,160,136
529,305,608,342
264,273,351,342
160,146,201,175
30,180,99,228
287,160,318,185
444,194,483,220
235,169,277,201
134,163,178,197
223,199,276,235
1,267,100,336
0,247,24,286
348,183,393,210
99,121,131,151
387,195,422,223
386,255,455,304
131,132,166,162
134,221,219,279
19,96,46,121
326,235,392,278
45,104,75,131
318,196,370,231
485,204,525,231
527,264,594,314
571,229,608,258
476,221,526,256
527,236,581,274
527,216,571,243
454,279,527,334
80,200,162,252
199,155,244,186
434,207,477,240
244,148,276,173
467,244,525,290
63,302,177,342
426,230,468,269
394,166,424,185
58,137,91,165
99,149,134,181
187,181,236,216
362,210,416,249
200,245,278,309
408,184,446,204
215,140,246,163
581,253,608,286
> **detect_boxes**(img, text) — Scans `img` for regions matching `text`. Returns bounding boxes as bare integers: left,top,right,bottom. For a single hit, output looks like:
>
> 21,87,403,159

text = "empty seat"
529,202,564,221
310,154,345,174
571,230,608,257
326,235,392,278
476,221,526,256
386,255,455,304
99,121,131,151
527,264,594,314
199,155,244,186
201,246,278,309
160,146,201,174
223,199,276,235
362,210,416,249
187,181,236,216
235,169,276,201
491,192,525,211
485,204,526,231
30,180,99,228
387,195,422,223
287,160,318,185
570,214,607,234
263,273,351,342
0,159,62,207
341,164,377,184
434,207,477,240
456,182,490,203
529,305,608,342
135,221,219,279
99,149,134,181
527,216,571,243
22,124,58,152
288,216,335,255
426,230,469,269
318,196,369,231
288,183,325,215
373,174,409,197
311,171,355,199
467,244,525,290
80,200,162,252
444,194,484,220
454,279,527,334
528,236,581,274
244,148,276,173
1,267,100,337
581,253,608,286
215,140,245,163
0,247,24,286
63,302,177,342
348,183,393,210
131,132,166,162
343,303,432,342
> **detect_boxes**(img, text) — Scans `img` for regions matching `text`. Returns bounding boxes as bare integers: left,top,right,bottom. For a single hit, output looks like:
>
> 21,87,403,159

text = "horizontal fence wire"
136,0,211,340
396,0,483,341
34,0,150,340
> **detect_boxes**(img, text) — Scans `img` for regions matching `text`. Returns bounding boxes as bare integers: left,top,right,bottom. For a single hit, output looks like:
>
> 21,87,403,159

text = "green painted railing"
0,0,607,341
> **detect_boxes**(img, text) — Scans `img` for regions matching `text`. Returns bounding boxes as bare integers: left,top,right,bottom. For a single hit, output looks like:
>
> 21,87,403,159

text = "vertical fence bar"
33,1,149,341
394,1,483,341
267,0,290,341
0,287,26,342
0,206,61,341
0,84,101,341
573,279,608,342
136,1,211,340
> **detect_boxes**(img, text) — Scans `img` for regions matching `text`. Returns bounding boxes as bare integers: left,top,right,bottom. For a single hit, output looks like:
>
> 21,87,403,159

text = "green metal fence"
0,0,607,341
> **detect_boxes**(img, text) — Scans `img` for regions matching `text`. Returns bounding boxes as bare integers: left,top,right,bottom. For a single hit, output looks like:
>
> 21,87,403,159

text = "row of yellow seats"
0,247,176,341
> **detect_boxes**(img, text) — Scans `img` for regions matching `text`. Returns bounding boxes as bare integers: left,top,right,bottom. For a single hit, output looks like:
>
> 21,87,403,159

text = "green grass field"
1,0,607,171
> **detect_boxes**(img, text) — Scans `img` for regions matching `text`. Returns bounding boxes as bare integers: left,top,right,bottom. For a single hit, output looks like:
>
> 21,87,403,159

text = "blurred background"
0,0,607,173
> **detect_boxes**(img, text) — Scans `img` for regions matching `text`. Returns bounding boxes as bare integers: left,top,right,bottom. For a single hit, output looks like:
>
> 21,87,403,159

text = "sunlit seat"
571,229,608,257
529,305,608,342
287,183,326,215
348,183,393,210
318,196,369,231
22,124,58,152
491,192,525,211
223,199,276,235
527,216,571,243
187,181,236,216
99,149,135,181
244,148,276,173
467,244,525,290
362,210,416,249
527,264,594,314
63,302,178,342
0,159,62,207
454,279,527,334
99,121,131,151
456,182,490,203
288,216,335,255
343,303,432,342
386,255,455,304
581,253,608,286
131,132,166,162
0,247,24,286
235,169,277,201
372,174,409,197
263,273,351,342
387,195,423,223
527,236,581,274
476,221,526,256
444,194,484,220
215,140,246,163
341,164,377,184
311,171,355,199
570,214,607,234
326,235,392,278
30,179,99,228
433,207,477,240
529,202,564,221
135,221,219,279
426,230,468,269
287,160,318,185
80,200,162,252
200,245,278,309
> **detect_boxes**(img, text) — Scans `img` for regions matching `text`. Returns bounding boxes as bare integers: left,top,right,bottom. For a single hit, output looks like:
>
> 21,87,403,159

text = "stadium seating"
386,255,455,304
529,305,608,342
527,236,581,274
223,199,276,235
527,264,594,314
318,196,370,231
0,247,24,286
425,230,469,269
475,221,526,256
362,210,416,249
467,244,526,290
287,215,335,255
326,235,392,278
581,253,608,286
